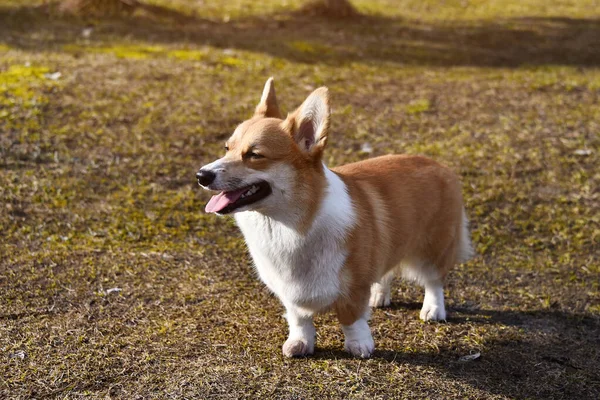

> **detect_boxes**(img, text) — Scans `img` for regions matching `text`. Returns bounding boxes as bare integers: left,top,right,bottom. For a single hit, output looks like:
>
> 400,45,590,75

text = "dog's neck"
235,165,353,238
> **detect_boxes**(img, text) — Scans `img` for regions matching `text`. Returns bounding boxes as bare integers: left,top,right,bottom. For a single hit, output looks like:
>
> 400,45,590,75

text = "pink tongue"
205,188,247,213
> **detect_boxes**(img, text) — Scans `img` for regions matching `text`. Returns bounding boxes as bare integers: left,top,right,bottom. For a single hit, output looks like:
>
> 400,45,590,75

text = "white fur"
282,307,316,357
400,260,441,286
235,166,355,354
342,312,375,358
458,208,474,263
420,282,446,321
400,262,447,321
369,270,394,308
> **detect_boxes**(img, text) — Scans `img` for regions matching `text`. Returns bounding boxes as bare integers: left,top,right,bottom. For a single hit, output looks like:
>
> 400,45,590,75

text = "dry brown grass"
0,0,599,398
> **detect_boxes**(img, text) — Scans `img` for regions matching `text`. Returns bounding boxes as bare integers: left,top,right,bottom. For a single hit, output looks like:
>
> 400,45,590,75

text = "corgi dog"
197,78,473,358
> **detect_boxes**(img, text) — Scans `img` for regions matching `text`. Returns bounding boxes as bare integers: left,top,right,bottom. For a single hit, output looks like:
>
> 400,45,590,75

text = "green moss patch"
0,64,52,106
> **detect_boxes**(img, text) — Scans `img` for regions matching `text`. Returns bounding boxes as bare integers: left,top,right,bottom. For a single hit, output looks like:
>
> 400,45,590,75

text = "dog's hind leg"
420,279,446,321
369,270,394,308
417,244,457,322
401,261,448,321
420,208,473,321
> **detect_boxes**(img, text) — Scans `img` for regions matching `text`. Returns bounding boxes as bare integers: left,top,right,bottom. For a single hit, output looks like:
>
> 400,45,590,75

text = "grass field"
1,0,599,398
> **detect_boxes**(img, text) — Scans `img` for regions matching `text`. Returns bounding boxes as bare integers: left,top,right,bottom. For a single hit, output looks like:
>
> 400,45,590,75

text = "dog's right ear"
254,77,282,119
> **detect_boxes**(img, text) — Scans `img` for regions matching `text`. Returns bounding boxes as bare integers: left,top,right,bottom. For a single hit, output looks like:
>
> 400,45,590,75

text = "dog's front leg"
341,312,374,358
335,297,375,358
282,305,316,358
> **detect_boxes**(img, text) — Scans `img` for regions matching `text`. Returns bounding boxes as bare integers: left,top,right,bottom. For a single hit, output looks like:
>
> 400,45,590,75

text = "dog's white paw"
420,303,446,321
282,338,314,358
369,289,391,308
342,317,374,358
421,283,446,321
345,337,375,358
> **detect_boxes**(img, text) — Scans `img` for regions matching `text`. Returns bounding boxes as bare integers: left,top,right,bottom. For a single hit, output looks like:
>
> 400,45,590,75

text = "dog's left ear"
254,77,282,119
283,87,330,156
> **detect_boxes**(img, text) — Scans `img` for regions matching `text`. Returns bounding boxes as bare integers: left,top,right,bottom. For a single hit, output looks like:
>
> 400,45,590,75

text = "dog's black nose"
196,169,216,186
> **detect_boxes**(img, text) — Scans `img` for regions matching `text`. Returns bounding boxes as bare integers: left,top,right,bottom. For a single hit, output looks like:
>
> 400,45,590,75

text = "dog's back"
334,154,469,277
332,154,472,324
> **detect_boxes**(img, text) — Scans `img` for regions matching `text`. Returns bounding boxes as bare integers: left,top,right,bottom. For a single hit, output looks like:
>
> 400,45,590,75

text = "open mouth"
205,180,272,214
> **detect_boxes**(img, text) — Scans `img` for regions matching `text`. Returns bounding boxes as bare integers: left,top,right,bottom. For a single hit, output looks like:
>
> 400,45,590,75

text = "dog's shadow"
310,305,599,399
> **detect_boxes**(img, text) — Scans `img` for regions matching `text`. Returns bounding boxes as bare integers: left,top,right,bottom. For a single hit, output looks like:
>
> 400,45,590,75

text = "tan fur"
221,81,331,233
332,155,464,324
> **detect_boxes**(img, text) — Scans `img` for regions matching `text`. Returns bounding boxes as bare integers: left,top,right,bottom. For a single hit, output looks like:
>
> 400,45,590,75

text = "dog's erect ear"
254,77,282,119
283,87,330,156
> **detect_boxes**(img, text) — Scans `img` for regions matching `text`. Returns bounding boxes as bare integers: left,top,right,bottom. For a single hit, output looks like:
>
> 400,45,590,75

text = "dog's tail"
457,208,475,263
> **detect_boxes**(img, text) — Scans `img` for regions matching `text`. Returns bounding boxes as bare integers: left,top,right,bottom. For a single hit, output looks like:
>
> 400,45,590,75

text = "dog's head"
197,78,330,216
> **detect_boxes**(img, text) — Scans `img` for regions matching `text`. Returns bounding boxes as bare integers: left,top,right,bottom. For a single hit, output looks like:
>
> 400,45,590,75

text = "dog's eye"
224,144,229,151
247,151,264,159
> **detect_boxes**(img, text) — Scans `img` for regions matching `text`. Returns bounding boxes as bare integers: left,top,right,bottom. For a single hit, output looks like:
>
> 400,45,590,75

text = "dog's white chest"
234,168,355,313
235,213,346,311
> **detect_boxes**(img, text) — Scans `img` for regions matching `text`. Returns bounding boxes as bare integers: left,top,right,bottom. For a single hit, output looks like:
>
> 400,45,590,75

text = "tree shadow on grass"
0,4,599,67
313,307,600,399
